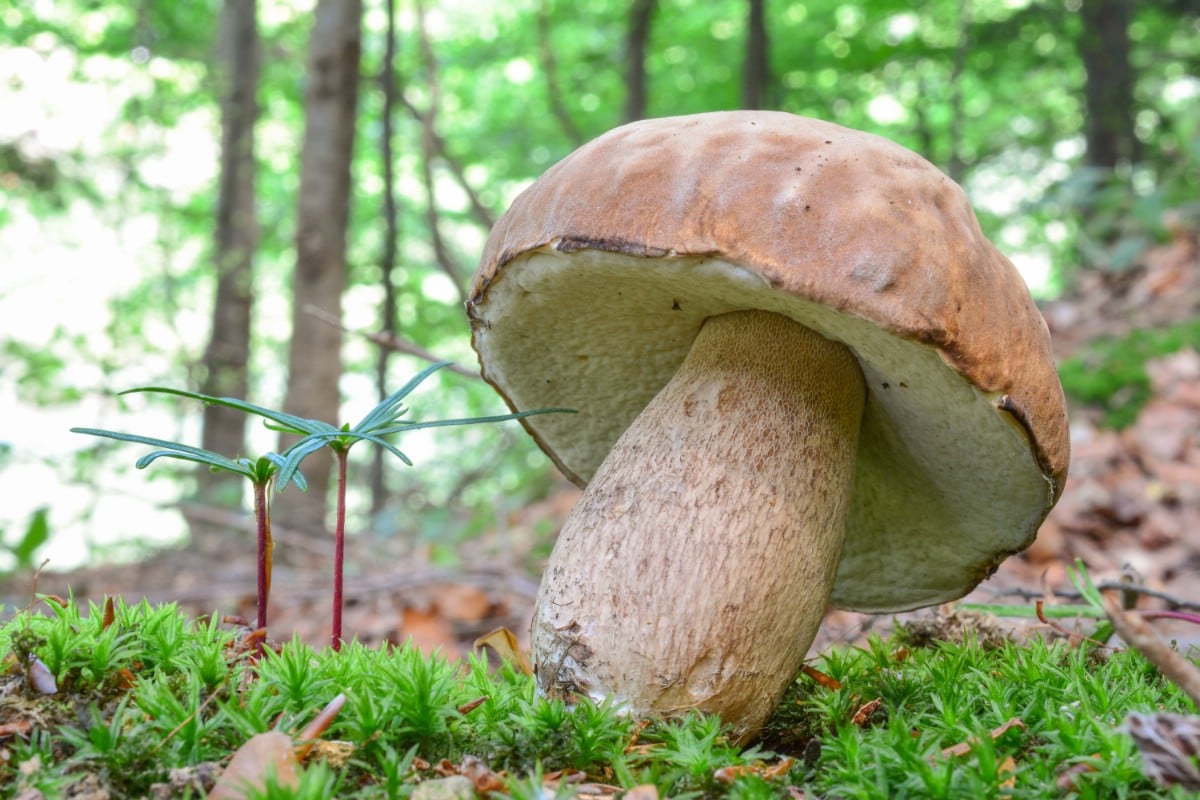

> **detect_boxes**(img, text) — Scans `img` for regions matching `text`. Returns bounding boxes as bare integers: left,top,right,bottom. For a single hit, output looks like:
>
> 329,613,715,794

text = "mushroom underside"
471,248,1054,611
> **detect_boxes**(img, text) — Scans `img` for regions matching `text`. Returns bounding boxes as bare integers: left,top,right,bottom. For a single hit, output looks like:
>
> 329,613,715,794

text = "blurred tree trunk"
371,0,400,514
1078,0,1137,168
193,0,259,551
623,0,656,122
742,0,769,109
275,0,363,548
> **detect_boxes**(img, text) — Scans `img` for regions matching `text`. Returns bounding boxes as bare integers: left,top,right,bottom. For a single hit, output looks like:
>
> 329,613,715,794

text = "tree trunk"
742,0,769,109
193,0,259,550
1078,0,1137,168
275,0,363,548
623,0,656,123
371,0,400,514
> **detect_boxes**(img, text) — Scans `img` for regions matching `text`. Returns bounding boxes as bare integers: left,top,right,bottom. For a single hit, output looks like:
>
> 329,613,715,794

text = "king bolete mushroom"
467,111,1070,742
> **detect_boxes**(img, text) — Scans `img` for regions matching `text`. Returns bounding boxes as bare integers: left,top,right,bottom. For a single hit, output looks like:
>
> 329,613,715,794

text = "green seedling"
66,429,302,639
73,360,569,650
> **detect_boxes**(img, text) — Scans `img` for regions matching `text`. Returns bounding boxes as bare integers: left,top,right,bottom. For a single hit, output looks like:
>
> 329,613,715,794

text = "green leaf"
120,387,337,436
12,507,50,565
71,428,257,479
352,360,452,433
371,407,574,436
1067,559,1105,611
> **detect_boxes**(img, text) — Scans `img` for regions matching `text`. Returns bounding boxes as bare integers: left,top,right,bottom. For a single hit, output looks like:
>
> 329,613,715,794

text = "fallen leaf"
456,695,488,715
400,605,460,658
998,755,1018,788
851,698,884,727
0,721,34,738
937,718,1026,759
474,626,533,676
1055,761,1099,792
1124,711,1200,790
208,732,299,800
436,584,493,622
801,664,842,691
714,757,794,785
461,755,505,793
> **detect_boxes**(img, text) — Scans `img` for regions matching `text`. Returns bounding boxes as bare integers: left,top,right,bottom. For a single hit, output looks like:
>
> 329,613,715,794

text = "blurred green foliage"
1058,320,1200,428
1,0,1197,557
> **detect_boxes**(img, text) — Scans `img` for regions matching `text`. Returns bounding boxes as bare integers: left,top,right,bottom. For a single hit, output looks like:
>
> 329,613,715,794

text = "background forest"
1,0,1198,594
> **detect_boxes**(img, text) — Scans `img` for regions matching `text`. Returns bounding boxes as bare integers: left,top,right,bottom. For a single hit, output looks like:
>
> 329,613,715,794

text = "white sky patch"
866,94,908,126
503,57,534,85
1164,75,1200,105
421,272,460,304
885,12,918,43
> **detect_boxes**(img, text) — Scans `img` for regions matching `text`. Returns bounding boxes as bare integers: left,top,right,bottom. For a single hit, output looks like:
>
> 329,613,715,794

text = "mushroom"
467,111,1070,742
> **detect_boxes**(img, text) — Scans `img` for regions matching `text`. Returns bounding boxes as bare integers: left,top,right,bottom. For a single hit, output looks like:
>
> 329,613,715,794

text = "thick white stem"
531,309,865,741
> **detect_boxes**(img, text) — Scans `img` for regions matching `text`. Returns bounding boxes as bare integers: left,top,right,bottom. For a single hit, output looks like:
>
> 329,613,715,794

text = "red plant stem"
1139,609,1200,626
253,481,270,635
332,449,349,652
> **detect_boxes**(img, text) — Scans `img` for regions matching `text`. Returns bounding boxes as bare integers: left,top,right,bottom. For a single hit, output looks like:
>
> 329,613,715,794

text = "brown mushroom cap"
468,110,1070,613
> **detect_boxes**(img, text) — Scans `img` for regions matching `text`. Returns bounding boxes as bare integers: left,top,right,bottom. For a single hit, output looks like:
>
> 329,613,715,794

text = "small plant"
72,360,568,650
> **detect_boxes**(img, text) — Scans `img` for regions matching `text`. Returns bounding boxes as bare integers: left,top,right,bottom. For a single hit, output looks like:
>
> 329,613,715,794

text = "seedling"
73,360,569,650
66,430,303,640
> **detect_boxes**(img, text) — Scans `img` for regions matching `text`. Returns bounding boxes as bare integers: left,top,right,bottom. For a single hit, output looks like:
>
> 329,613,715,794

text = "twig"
397,93,495,231
1104,593,1200,707
412,0,467,302
986,583,1200,614
535,0,583,146
1035,600,1111,649
302,304,479,379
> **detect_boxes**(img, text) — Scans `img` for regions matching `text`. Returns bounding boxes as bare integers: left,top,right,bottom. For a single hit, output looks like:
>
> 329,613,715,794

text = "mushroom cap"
468,111,1070,613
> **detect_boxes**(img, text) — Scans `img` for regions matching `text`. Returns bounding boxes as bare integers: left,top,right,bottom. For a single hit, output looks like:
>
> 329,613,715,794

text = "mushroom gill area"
469,248,1053,611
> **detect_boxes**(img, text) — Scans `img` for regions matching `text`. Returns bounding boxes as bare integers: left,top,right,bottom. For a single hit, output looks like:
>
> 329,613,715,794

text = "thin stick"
1103,593,1200,707
302,304,479,380
987,583,1200,614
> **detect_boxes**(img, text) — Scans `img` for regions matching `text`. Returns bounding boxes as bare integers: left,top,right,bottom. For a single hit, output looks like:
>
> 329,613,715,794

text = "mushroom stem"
531,309,865,741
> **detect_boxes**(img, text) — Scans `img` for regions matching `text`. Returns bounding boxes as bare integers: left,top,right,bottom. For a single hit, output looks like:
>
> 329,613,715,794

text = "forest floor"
5,225,1200,662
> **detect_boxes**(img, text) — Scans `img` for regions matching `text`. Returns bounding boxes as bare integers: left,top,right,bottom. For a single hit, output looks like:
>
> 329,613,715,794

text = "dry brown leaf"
937,718,1025,759
208,731,299,800
304,740,355,769
998,755,1018,788
474,626,533,676
1055,761,1099,792
714,757,795,785
801,664,842,690
1124,712,1200,790
456,695,488,715
401,606,460,657
461,754,506,793
436,584,493,622
622,785,660,800
0,720,34,738
850,698,884,727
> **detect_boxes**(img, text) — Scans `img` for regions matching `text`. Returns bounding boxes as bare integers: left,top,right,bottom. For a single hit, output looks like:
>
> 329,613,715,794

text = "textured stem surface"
532,310,865,741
